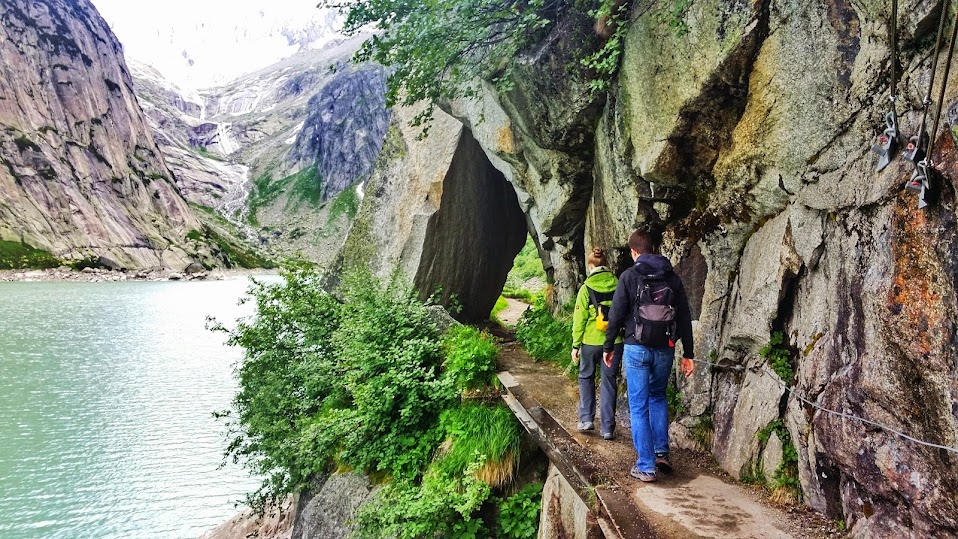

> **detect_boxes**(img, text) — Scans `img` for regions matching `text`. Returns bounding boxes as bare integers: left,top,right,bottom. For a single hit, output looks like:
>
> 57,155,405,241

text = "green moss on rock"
0,240,61,269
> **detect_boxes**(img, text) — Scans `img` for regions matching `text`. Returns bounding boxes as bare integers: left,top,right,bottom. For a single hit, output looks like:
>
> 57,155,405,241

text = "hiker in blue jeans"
603,230,695,483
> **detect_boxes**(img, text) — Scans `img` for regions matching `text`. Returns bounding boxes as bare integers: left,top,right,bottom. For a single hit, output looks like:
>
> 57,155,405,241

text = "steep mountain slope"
0,0,208,269
133,36,386,264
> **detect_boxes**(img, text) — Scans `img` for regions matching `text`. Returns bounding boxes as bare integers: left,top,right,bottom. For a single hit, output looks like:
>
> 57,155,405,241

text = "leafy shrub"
497,482,542,539
443,326,499,391
214,264,456,509
581,0,631,93
759,331,794,386
757,419,802,505
356,402,523,538
355,470,490,539
515,298,572,370
666,382,686,419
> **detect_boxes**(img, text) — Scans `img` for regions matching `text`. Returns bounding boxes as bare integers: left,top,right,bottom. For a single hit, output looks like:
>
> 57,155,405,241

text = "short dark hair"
628,229,654,255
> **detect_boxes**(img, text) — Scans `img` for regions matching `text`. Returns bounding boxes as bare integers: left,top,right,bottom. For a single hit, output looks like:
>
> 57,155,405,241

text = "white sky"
90,0,343,89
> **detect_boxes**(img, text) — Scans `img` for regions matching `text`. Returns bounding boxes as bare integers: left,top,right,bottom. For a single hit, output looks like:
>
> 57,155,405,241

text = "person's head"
628,229,655,261
586,247,607,273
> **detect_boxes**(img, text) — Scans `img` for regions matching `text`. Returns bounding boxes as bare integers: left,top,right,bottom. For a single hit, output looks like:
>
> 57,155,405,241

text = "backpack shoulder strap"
586,286,600,309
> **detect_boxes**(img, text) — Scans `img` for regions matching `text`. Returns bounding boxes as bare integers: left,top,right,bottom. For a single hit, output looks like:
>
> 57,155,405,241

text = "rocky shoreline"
0,267,279,283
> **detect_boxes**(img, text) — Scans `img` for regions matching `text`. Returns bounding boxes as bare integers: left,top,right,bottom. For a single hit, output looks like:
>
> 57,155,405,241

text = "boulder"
184,261,205,275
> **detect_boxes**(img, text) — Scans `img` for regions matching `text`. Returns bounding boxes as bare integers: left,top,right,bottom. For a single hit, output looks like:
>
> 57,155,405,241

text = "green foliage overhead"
0,240,61,270
321,0,565,132
581,0,631,92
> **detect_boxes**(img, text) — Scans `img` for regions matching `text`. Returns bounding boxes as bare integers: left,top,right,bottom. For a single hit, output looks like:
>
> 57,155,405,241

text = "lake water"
0,278,272,539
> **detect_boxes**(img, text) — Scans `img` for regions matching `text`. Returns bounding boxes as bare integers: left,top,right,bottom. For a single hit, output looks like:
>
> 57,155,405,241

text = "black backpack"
586,286,614,331
633,270,677,347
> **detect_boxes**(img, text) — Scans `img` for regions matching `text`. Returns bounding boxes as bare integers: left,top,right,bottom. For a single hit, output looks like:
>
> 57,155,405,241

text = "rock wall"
287,66,390,202
339,104,527,321
344,0,958,536
0,0,202,269
290,473,378,539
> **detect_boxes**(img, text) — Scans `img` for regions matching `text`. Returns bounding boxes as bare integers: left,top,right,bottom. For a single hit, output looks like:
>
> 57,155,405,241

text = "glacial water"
0,277,273,539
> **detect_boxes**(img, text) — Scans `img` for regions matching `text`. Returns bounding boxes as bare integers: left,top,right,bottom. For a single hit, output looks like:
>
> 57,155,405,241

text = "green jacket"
572,267,623,348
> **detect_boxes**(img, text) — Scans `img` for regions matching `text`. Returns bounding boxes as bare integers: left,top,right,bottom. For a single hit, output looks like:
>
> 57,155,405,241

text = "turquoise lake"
0,278,272,538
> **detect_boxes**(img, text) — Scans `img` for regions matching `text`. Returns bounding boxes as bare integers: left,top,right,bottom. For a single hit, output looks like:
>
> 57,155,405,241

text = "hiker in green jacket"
571,248,624,440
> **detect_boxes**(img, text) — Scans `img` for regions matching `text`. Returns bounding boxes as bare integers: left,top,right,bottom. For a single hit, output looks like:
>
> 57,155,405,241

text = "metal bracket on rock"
901,132,927,165
871,109,899,172
906,160,936,209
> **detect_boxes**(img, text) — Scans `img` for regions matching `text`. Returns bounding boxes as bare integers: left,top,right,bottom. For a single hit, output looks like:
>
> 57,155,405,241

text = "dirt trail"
496,339,843,539
496,297,529,326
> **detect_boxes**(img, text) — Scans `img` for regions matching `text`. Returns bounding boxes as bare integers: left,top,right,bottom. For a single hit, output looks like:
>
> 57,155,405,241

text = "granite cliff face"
287,66,389,203
0,0,207,269
339,0,958,536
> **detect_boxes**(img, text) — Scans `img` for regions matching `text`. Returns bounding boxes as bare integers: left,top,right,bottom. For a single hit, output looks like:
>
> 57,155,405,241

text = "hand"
603,351,614,368
571,348,580,364
681,357,695,378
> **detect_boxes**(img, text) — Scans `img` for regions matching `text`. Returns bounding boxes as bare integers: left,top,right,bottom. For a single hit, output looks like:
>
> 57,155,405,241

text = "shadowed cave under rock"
414,128,529,322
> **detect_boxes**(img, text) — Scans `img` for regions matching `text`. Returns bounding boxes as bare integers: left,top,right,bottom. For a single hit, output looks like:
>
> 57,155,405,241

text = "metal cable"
681,356,958,456
917,0,952,142
929,3,958,161
891,0,899,100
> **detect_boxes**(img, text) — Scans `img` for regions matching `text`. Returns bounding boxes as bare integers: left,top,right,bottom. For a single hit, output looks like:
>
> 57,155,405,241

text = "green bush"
356,402,523,538
214,264,456,509
497,482,543,539
759,331,794,386
515,298,572,370
443,326,499,391
757,419,801,502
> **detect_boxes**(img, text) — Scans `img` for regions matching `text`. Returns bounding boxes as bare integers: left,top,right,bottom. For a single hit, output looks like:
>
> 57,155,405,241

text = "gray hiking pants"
578,343,624,434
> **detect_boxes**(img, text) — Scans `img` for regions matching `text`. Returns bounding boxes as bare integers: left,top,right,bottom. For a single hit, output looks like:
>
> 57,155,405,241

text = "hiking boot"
630,466,657,483
601,431,615,440
577,421,595,432
655,452,673,472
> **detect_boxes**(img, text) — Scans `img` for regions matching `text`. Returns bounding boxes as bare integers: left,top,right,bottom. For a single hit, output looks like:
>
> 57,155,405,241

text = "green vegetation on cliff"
0,240,61,269
217,264,540,536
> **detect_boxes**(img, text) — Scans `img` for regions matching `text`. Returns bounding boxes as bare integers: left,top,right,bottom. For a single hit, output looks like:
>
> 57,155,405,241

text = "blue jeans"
624,344,674,473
